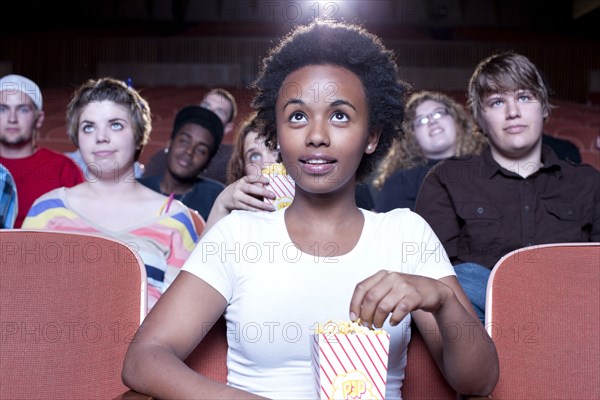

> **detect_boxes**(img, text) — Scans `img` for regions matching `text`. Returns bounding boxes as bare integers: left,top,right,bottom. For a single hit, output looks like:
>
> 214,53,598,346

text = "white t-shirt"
183,208,454,399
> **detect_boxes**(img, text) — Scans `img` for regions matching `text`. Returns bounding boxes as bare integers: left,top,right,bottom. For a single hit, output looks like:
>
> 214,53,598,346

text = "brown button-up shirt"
415,146,600,269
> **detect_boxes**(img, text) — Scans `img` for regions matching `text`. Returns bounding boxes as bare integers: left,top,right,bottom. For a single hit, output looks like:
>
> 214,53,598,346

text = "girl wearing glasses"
374,91,487,211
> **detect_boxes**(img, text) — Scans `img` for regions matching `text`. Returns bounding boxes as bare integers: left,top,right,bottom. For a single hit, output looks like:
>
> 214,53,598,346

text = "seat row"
1,230,598,399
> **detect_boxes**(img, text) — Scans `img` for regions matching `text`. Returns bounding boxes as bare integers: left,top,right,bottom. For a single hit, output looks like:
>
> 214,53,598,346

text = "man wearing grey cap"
138,105,225,221
0,74,83,227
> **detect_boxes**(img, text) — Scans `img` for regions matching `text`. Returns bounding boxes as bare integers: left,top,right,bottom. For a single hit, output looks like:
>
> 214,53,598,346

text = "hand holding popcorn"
349,270,453,328
261,163,295,210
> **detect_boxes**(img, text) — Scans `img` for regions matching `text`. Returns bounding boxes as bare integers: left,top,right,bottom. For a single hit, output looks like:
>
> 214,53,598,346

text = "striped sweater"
23,187,199,309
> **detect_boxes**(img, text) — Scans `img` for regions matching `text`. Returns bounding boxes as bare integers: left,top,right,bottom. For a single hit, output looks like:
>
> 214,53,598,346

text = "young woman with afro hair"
122,19,499,399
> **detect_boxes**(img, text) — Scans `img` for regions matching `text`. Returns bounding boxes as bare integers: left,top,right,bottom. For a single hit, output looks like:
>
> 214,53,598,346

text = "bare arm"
349,271,498,396
122,271,265,399
204,176,275,235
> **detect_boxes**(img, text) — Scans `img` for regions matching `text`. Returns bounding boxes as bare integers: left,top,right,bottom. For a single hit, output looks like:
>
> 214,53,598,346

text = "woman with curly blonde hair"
374,91,487,211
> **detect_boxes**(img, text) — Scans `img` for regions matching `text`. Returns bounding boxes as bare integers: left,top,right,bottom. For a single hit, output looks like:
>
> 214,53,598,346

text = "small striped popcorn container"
311,320,390,400
261,163,294,210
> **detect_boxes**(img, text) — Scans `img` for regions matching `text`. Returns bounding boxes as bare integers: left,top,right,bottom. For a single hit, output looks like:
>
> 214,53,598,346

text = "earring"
276,144,281,152
367,144,373,151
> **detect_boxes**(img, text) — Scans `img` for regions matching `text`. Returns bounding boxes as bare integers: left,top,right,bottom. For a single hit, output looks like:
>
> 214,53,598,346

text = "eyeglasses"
413,108,450,128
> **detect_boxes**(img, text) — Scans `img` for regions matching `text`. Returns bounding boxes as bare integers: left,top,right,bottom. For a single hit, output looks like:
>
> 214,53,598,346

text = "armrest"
113,387,495,399
112,390,153,400
112,389,495,400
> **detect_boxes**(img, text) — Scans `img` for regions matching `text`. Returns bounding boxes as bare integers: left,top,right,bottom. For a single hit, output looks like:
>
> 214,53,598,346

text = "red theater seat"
486,243,600,399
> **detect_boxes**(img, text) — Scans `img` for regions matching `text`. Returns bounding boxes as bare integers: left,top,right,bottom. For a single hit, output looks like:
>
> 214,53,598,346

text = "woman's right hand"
349,270,452,328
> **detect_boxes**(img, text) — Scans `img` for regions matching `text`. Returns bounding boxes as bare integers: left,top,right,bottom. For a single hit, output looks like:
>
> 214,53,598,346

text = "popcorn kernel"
315,319,387,335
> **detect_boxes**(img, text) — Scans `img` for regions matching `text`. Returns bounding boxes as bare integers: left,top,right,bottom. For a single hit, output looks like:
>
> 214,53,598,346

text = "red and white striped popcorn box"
311,331,390,400
261,163,295,210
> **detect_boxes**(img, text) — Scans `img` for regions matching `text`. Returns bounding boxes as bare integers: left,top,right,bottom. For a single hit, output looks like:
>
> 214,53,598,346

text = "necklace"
175,189,193,204
159,180,194,205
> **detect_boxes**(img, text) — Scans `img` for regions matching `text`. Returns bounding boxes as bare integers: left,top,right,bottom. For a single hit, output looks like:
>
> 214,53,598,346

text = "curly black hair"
251,19,410,182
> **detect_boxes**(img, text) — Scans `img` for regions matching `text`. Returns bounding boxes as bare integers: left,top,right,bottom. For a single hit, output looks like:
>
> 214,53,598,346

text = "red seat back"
487,243,600,399
0,230,147,399
403,323,456,399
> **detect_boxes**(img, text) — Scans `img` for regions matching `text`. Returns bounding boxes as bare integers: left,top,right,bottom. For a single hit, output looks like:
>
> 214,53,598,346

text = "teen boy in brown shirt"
416,52,600,322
